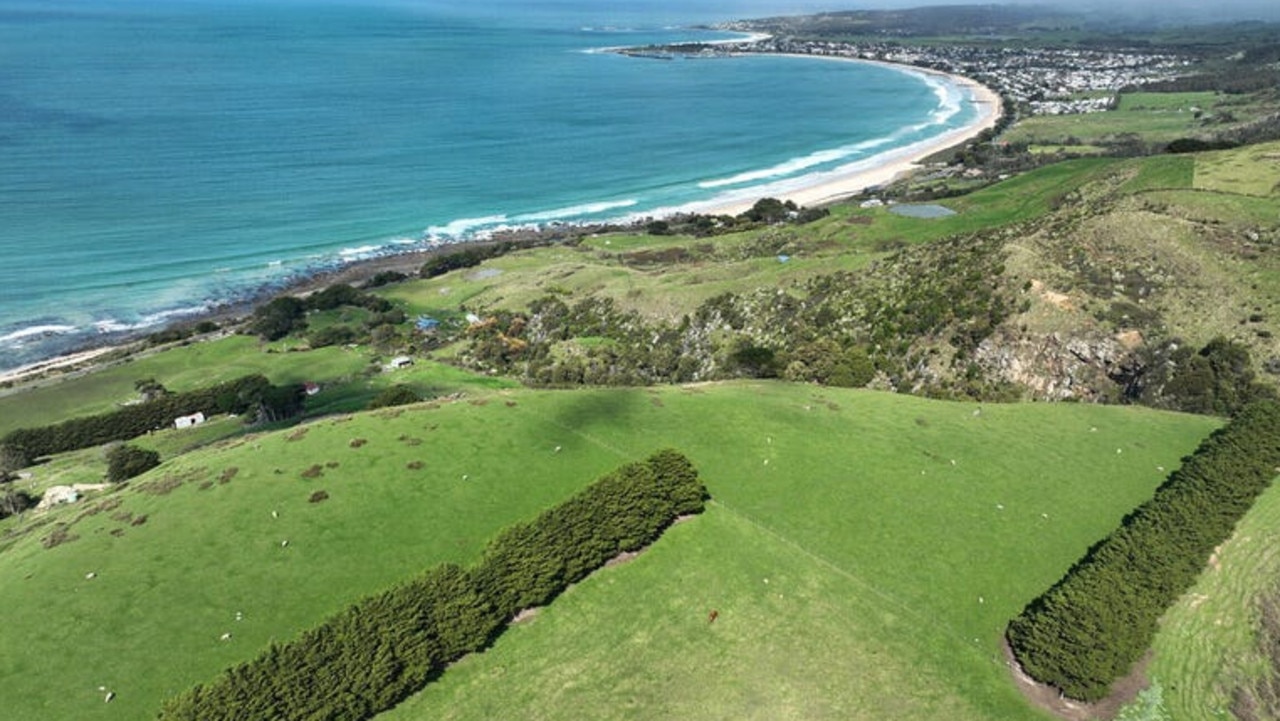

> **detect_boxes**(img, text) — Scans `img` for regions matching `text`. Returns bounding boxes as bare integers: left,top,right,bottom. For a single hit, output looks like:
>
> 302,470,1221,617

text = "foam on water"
426,215,511,241
513,199,639,223
0,324,79,345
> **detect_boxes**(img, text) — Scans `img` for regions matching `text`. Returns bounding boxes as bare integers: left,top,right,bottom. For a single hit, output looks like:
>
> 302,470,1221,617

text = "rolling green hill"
0,382,1217,719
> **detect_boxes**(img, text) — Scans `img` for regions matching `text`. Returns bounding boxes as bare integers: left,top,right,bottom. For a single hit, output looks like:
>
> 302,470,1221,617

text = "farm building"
174,412,206,429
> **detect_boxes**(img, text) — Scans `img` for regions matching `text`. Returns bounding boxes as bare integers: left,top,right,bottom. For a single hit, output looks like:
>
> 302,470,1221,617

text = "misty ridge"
722,0,1280,25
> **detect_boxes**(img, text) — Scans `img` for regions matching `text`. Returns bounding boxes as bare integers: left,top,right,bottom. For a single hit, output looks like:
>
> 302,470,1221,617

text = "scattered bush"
105,444,161,483
363,270,408,288
367,385,422,410
249,296,308,341
0,488,35,519
1132,336,1275,415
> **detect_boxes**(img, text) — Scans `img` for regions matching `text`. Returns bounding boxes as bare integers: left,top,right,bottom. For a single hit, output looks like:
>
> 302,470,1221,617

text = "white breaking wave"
699,135,900,190
338,244,383,260
426,214,509,239
0,324,79,345
919,74,963,126
513,199,638,223
93,304,213,334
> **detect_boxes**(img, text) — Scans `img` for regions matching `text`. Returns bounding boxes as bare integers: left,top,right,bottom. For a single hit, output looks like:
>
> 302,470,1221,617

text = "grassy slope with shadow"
0,382,1216,720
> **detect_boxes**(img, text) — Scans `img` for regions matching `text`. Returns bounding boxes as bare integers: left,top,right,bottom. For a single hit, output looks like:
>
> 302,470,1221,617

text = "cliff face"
975,330,1138,402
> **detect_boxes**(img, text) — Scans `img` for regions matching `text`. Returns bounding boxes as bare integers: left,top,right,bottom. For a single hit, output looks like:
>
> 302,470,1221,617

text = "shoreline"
0,55,1003,387
691,53,1002,215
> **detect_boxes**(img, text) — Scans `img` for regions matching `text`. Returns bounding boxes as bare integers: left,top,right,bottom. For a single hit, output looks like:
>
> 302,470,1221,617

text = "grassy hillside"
0,383,1218,720
1142,478,1280,719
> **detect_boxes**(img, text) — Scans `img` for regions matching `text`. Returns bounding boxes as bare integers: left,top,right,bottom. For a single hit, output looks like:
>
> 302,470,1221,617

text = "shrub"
308,324,358,349
0,487,35,519
106,444,160,483
363,270,408,288
249,296,307,341
367,385,422,410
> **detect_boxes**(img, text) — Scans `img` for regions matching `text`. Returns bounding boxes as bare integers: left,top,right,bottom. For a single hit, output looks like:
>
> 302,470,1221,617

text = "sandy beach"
697,56,1002,216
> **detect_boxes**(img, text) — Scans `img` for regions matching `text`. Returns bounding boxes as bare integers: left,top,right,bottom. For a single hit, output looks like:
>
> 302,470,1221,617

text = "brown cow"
708,609,719,624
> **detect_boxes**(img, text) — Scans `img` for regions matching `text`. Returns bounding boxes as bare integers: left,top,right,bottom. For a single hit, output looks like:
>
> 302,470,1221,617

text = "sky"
35,0,1280,24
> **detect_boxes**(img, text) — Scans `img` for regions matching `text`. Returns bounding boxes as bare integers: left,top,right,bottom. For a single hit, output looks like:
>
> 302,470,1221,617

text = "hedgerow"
1,374,287,461
1007,399,1280,700
157,449,706,721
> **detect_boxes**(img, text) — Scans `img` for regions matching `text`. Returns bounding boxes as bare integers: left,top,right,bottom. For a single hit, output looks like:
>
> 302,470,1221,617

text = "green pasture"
1117,92,1218,113
1195,141,1280,198
0,336,369,435
0,382,1219,720
1029,143,1108,156
1142,479,1280,720
1004,91,1224,147
1141,189,1280,227
384,158,1122,322
1116,154,1195,194
0,334,514,439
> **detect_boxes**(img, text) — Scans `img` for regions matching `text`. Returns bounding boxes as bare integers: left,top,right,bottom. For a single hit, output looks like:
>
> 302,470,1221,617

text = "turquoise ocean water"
0,0,982,371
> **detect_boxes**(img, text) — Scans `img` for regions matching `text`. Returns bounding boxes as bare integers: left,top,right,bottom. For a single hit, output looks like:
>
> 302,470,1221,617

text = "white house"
174,412,206,429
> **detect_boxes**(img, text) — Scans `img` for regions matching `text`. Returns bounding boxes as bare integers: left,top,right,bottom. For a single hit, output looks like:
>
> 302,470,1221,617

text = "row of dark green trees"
157,449,707,721
0,374,302,465
1007,399,1280,700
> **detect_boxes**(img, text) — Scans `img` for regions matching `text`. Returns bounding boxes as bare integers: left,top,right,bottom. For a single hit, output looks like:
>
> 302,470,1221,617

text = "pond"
888,204,957,219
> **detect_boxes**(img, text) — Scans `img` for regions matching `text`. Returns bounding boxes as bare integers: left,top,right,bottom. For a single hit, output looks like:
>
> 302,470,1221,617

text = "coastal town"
627,36,1192,117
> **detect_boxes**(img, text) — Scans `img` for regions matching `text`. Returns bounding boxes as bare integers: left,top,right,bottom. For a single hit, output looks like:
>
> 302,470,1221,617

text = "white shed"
174,412,206,429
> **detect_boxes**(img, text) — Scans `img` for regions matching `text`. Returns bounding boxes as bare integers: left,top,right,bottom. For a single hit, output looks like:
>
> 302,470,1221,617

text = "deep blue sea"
0,0,982,371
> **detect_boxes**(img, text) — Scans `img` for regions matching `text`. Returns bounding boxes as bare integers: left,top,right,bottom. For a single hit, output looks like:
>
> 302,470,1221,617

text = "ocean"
0,0,983,372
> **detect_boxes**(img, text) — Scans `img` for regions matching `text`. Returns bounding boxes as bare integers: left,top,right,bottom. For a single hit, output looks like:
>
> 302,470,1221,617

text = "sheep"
281,539,289,548
220,632,232,641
